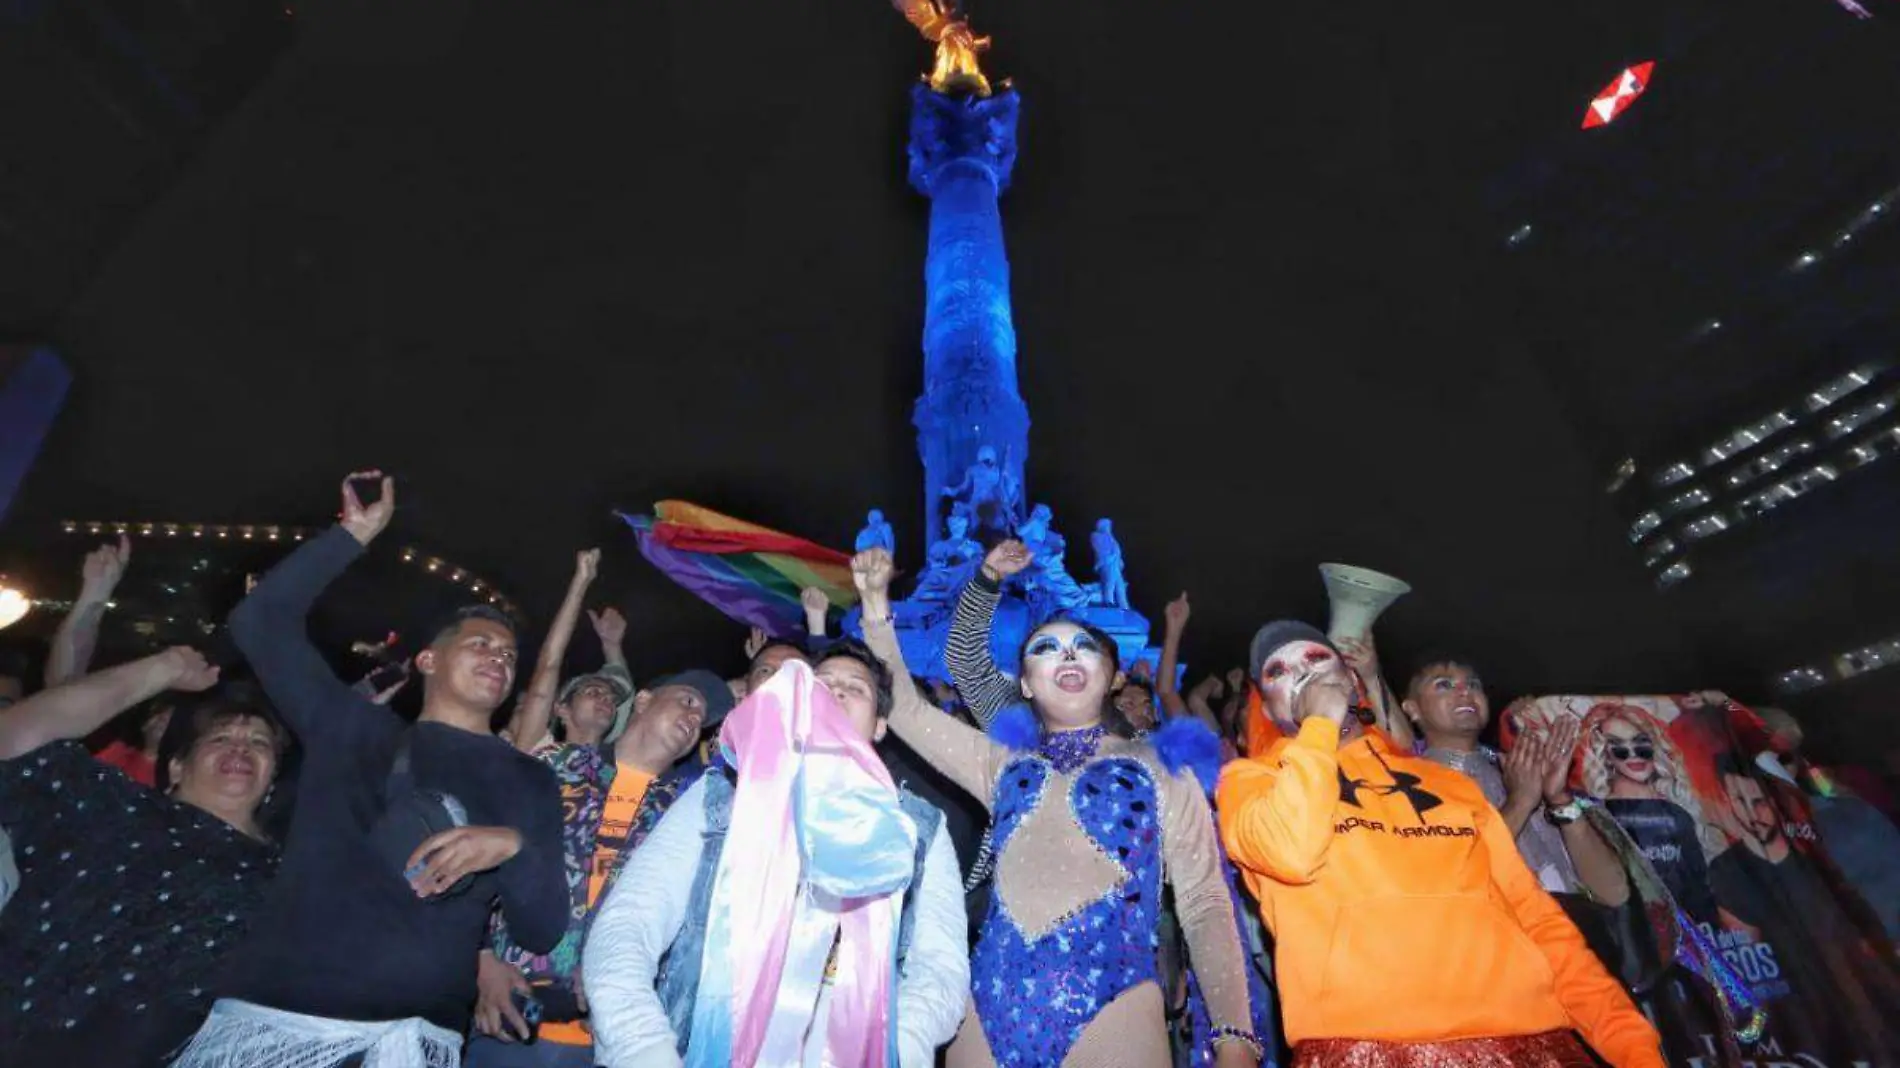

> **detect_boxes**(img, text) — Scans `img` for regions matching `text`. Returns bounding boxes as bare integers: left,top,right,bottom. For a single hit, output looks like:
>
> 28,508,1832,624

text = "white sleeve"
895,822,971,1068
583,777,708,1068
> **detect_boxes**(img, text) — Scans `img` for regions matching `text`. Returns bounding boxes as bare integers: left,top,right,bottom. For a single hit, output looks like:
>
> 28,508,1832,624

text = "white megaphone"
1319,563,1411,646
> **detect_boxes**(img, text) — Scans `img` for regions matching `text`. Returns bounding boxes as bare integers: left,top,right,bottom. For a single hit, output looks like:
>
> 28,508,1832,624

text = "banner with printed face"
1502,693,1900,1068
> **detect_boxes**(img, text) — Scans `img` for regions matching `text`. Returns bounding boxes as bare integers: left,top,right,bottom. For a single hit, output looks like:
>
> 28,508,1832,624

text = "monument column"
907,84,1028,548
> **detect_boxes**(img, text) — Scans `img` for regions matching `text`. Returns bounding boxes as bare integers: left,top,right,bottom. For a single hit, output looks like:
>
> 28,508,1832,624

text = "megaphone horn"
1320,563,1411,646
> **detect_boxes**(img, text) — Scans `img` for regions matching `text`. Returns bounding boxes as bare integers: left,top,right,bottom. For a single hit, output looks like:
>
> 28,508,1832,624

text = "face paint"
1024,631,1107,660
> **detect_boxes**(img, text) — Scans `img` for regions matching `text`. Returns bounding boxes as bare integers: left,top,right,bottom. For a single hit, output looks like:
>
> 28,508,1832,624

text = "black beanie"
1248,620,1338,683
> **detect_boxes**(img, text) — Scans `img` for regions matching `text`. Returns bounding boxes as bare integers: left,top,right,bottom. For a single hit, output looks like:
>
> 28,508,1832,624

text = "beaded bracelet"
1210,1025,1266,1061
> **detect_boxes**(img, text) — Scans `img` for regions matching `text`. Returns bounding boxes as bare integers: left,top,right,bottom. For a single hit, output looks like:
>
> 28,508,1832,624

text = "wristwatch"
1544,796,1592,826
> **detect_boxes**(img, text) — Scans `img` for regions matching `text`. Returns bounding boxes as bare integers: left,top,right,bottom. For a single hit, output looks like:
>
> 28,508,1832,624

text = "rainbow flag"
619,501,858,638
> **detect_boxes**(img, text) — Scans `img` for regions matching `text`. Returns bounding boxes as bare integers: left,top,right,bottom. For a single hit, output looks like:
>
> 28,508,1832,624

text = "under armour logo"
1337,765,1443,823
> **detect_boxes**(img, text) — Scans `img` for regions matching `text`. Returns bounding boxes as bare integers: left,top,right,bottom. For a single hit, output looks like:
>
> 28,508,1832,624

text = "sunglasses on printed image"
1609,741,1655,761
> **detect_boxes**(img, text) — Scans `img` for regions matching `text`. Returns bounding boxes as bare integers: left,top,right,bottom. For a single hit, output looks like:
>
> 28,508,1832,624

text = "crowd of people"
2,470,1898,1068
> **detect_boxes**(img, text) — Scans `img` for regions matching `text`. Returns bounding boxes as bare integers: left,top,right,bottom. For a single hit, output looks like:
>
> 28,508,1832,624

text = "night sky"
4,0,1897,757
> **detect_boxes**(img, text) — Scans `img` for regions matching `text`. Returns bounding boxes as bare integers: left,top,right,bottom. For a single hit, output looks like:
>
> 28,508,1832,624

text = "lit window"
1804,366,1876,411
1653,461,1695,487
1628,510,1663,543
1682,514,1729,541
1662,486,1711,515
1641,538,1679,567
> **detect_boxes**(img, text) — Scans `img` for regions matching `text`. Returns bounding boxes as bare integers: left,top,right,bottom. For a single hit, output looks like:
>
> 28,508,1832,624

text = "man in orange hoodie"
1216,621,1664,1068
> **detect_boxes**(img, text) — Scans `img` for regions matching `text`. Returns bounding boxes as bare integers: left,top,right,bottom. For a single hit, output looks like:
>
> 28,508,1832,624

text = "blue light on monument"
910,84,1028,547
847,85,1152,680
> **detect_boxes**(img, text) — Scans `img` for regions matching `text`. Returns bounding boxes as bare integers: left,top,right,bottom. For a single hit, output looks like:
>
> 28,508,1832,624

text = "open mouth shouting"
1054,665,1089,693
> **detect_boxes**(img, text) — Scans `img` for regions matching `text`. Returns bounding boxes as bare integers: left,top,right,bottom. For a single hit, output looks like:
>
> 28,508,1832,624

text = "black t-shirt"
0,741,278,1063
1709,843,1900,1059
217,528,567,1034
1604,796,1718,925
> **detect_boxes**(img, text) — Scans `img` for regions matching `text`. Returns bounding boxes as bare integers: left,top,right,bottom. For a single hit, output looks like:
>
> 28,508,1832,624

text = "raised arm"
228,472,395,749
1156,593,1191,721
1336,635,1413,750
801,586,829,640
1161,770,1259,1064
591,606,630,672
1478,804,1663,1067
943,541,1033,726
1186,676,1228,738
45,535,131,688
1216,678,1355,885
0,646,220,760
855,549,1007,809
503,549,599,752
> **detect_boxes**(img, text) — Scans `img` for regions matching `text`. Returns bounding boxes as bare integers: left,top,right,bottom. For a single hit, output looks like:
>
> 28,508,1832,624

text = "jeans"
463,1035,597,1068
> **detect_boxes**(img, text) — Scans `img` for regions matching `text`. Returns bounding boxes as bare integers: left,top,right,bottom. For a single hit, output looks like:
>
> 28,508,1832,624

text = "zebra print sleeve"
944,573,1019,728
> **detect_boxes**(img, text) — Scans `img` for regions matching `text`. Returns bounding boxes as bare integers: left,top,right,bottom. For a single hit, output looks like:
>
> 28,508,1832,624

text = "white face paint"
1257,640,1350,725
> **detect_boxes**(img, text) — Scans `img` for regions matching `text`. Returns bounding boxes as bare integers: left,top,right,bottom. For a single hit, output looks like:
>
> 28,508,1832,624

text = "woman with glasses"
853,545,1263,1068
1578,702,1721,926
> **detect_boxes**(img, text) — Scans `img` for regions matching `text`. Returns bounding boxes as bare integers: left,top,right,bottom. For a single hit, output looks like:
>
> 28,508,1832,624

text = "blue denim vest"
655,768,945,1055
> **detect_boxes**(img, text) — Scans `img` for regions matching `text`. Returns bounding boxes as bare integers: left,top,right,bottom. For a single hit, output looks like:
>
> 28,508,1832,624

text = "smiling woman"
0,652,283,1065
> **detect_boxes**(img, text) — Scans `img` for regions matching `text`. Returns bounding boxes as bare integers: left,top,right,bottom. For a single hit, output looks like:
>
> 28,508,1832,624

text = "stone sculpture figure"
1090,518,1129,610
855,509,897,554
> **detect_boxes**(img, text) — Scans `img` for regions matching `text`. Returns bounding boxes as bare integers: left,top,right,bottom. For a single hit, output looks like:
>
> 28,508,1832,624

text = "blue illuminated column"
907,84,1028,548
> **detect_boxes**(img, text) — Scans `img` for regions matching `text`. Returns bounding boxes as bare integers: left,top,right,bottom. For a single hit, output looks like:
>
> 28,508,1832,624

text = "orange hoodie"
1217,717,1664,1067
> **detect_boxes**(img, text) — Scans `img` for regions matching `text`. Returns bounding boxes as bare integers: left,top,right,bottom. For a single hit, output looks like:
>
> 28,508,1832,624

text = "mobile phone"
510,988,543,1044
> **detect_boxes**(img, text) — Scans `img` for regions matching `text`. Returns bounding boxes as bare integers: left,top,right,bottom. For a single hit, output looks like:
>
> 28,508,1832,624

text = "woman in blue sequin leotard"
854,545,1262,1068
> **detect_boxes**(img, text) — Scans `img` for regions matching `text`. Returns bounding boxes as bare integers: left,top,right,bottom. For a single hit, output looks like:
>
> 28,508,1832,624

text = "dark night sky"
5,0,1898,756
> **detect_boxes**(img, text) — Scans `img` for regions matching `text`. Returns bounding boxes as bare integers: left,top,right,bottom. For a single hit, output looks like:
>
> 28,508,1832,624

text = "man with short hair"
472,656,734,1067
174,472,567,1068
1708,755,1900,1057
1219,620,1663,1067
744,637,810,695
584,639,968,1068
1402,656,1629,906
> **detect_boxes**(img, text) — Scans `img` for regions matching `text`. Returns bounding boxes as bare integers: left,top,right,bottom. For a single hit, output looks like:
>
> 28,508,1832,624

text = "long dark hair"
1017,616,1137,739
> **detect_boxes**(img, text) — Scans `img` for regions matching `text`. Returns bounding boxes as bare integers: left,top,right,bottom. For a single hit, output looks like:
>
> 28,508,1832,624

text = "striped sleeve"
943,574,1020,727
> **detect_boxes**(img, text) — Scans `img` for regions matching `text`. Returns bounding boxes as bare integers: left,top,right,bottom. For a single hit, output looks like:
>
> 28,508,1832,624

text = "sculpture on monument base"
911,510,983,602
855,508,896,554
1024,531,1094,616
939,445,1022,538
1091,518,1129,610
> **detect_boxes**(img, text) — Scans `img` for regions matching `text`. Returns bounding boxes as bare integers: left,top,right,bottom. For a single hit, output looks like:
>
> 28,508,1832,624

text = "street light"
0,581,30,630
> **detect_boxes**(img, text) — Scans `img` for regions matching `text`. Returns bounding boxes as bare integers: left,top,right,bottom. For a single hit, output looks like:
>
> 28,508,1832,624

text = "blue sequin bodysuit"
973,755,1165,1065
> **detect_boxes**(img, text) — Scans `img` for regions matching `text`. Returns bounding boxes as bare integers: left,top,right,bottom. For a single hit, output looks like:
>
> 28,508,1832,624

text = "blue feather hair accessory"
986,704,1041,751
1152,716,1224,799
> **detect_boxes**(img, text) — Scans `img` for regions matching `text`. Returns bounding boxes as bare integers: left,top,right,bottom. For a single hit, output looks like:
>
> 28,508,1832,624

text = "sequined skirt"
1293,1031,1598,1068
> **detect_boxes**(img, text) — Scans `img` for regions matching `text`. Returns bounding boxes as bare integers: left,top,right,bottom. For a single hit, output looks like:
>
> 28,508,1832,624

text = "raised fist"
80,534,132,600
1163,592,1190,631
852,549,896,598
575,548,601,583
981,540,1033,581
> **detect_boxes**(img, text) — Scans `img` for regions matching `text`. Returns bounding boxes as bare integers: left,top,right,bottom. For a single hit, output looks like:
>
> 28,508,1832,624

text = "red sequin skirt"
1294,1031,1599,1068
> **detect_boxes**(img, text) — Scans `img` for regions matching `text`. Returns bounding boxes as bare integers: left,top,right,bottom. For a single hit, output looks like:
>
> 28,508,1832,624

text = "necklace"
1040,724,1106,773
1424,746,1495,778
